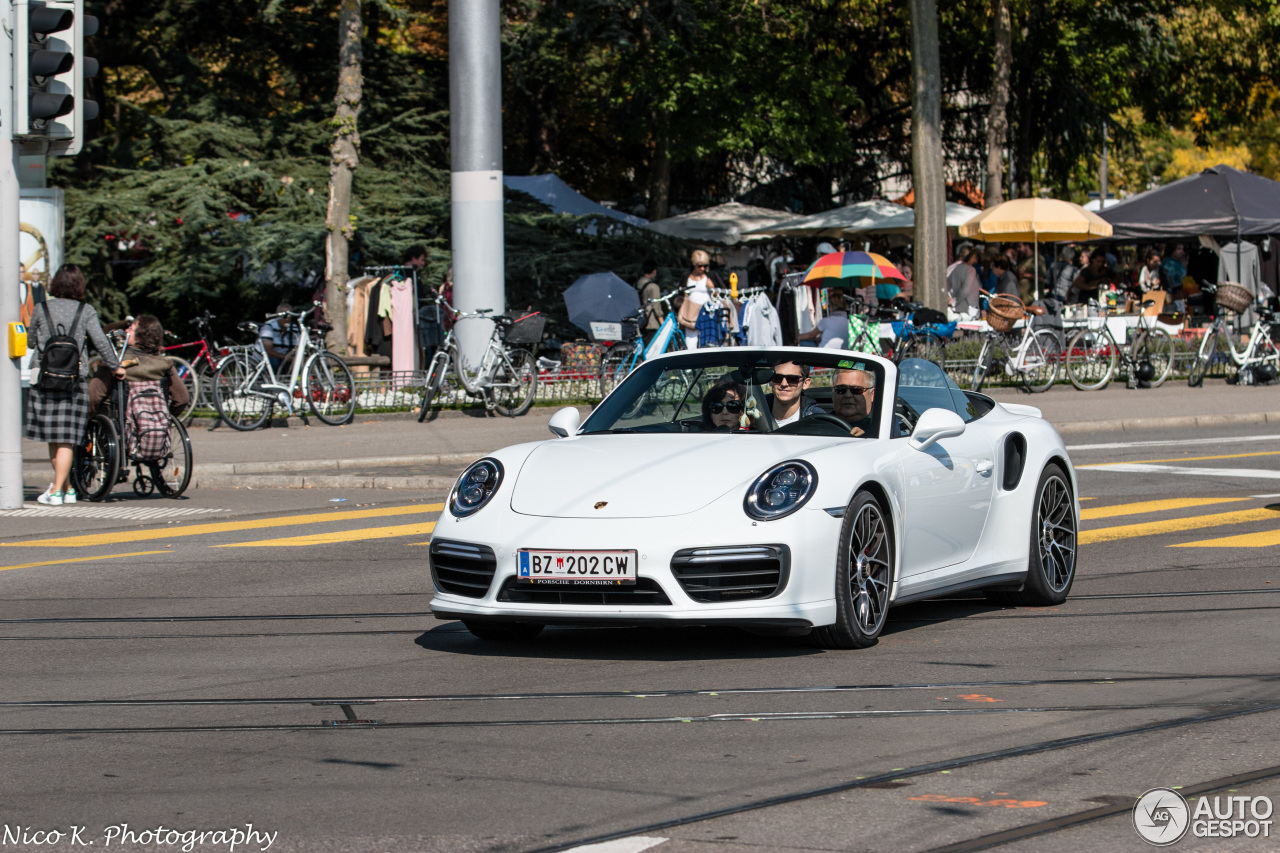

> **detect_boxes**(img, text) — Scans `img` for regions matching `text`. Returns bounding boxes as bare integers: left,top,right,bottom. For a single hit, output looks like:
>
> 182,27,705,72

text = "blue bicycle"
598,288,690,397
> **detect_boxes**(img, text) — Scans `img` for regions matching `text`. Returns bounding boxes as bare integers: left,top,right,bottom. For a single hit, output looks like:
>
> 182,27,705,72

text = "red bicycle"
163,311,233,421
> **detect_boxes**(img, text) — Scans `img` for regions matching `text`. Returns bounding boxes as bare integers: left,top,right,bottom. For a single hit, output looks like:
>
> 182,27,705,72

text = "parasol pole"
1034,227,1040,302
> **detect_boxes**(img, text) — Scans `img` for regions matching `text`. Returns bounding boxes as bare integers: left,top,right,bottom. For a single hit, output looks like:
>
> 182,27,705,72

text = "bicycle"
1188,282,1280,387
598,288,694,398
163,310,233,412
417,296,540,421
210,303,356,430
72,368,194,501
1064,297,1174,390
969,292,1059,393
891,301,954,366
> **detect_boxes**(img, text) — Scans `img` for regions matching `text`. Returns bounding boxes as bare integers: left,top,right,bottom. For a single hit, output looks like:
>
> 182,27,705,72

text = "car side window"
893,359,964,436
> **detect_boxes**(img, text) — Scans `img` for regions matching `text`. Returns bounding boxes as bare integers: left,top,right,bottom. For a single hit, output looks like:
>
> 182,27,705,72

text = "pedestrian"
992,256,1020,297
946,248,982,319
680,250,718,348
634,259,662,346
25,264,123,506
260,302,299,372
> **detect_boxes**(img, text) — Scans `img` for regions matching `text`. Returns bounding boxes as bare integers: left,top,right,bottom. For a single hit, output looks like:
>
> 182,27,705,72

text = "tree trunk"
909,0,947,312
647,113,671,221
324,0,362,354
984,0,1011,207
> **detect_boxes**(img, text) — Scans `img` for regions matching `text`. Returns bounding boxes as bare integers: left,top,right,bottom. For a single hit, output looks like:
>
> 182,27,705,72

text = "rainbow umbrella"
802,251,906,288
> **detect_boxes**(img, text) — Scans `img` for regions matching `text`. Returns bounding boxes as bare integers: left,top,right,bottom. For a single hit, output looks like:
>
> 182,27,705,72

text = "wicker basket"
1215,283,1254,314
985,294,1026,333
501,312,547,344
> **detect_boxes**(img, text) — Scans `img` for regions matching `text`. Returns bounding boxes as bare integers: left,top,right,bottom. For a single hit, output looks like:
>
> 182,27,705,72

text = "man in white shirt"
800,291,850,348
767,361,824,426
260,302,299,372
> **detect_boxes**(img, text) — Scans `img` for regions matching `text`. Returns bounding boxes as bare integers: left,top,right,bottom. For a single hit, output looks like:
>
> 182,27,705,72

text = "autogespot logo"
1134,788,1190,846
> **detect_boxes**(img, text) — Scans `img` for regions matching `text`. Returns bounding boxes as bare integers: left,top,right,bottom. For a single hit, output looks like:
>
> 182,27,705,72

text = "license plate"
516,549,637,585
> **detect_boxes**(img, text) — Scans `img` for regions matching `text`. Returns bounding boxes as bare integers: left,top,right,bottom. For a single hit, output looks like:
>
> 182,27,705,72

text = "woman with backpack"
25,265,123,506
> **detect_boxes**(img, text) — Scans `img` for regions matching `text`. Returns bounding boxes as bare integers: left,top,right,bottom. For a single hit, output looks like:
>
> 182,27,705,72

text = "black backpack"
36,302,86,392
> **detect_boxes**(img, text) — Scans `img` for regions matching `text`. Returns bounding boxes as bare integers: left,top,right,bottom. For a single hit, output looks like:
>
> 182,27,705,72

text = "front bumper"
428,495,842,628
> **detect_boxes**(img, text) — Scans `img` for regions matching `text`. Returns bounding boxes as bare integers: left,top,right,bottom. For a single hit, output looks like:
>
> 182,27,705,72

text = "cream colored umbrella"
958,198,1113,299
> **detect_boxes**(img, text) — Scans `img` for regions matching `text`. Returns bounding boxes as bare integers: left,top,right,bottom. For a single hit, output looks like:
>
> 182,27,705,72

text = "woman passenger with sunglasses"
701,378,753,431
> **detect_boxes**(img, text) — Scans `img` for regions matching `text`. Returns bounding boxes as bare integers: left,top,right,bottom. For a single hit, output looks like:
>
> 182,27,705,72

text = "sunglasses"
694,264,709,270
709,400,744,414
771,373,805,386
834,385,871,396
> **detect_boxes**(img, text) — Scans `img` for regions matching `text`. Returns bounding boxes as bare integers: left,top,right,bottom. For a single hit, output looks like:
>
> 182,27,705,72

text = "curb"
196,452,485,476
186,404,594,430
1053,410,1280,435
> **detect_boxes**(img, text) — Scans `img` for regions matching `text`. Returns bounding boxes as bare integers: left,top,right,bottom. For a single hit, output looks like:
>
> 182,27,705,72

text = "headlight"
744,460,817,520
449,458,504,517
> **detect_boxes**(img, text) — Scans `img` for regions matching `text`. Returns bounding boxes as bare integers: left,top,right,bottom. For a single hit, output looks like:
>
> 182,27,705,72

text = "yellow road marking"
220,521,437,547
4,504,445,548
1079,497,1249,521
0,551,171,572
1082,450,1280,468
1078,497,1096,501
1081,507,1279,545
1174,529,1280,548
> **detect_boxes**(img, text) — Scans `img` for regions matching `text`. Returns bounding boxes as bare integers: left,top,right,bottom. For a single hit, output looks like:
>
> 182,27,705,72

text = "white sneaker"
37,489,63,506
62,487,77,504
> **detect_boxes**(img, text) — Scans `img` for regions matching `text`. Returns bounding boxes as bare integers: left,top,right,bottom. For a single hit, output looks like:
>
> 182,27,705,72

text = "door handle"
975,459,994,475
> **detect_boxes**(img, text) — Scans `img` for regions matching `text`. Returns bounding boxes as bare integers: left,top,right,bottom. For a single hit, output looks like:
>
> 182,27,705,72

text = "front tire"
304,351,356,425
1022,329,1061,393
418,353,449,422
1188,328,1218,387
811,491,894,649
463,621,545,641
971,337,995,392
212,354,270,431
986,463,1076,606
1134,328,1175,388
73,413,120,502
493,349,537,417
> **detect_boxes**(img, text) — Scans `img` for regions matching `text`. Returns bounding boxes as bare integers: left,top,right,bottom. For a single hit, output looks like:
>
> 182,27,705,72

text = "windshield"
582,350,886,438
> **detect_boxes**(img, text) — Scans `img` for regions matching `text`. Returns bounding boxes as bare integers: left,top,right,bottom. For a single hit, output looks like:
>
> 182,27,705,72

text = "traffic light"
13,0,100,156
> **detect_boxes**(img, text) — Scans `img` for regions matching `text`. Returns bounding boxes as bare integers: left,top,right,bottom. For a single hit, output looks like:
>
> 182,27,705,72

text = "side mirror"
910,407,966,451
548,406,581,438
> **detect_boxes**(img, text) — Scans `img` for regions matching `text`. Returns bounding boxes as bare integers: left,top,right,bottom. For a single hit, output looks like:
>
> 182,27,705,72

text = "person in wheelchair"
831,366,877,437
89,314,190,415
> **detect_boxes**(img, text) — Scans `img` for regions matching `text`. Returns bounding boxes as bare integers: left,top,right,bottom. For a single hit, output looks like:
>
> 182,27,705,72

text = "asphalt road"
2,422,1280,853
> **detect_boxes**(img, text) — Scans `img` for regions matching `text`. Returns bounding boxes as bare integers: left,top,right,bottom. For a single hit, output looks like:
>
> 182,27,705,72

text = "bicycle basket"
985,294,1025,333
501,312,546,344
1215,283,1254,315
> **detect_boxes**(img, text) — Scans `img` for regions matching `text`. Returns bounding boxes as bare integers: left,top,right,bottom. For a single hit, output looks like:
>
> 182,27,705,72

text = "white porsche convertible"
428,348,1078,648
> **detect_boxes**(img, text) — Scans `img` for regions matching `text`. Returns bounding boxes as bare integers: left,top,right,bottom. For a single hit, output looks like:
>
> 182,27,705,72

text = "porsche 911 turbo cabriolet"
428,348,1078,648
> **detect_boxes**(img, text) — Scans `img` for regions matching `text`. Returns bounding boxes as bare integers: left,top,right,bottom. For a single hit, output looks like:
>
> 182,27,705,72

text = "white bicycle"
211,303,356,430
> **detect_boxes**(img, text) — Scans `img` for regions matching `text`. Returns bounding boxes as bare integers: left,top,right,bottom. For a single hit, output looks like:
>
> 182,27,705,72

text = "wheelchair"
72,376,194,501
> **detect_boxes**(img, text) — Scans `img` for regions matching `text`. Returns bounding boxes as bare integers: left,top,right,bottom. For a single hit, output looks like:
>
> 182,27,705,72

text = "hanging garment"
390,277,416,373
743,294,783,347
777,288,798,346
694,305,723,346
364,279,385,356
1220,241,1262,326
794,285,818,337
346,276,373,358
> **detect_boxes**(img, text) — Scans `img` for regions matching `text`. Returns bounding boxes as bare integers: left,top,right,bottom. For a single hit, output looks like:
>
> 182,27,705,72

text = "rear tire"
986,463,1076,606
1134,328,1175,388
811,491,893,649
1065,328,1116,391
153,416,193,498
463,621,545,641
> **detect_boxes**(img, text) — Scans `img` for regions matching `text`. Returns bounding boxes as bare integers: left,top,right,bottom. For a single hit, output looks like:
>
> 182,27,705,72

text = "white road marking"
561,838,668,853
1078,463,1280,480
0,505,229,519
1068,434,1280,452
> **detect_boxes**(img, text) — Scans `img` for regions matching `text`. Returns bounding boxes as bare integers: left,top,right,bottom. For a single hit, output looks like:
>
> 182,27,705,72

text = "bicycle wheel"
168,355,199,424
418,353,450,422
598,345,635,399
304,351,357,425
908,334,947,368
1065,328,1117,391
1188,327,1219,387
1022,329,1061,393
971,337,995,392
1133,328,1174,388
494,349,538,417
212,355,271,431
73,413,120,502
193,357,217,409
153,416,193,497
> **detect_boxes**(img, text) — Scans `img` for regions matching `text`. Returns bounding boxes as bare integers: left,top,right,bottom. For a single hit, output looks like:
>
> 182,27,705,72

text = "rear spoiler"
1002,403,1042,419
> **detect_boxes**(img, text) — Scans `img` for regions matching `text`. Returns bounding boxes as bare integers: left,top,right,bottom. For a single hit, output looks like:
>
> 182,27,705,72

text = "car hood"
509,433,849,518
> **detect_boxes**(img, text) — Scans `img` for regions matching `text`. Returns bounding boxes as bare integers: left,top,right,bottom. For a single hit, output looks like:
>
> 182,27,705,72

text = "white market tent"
745,200,982,239
644,202,794,245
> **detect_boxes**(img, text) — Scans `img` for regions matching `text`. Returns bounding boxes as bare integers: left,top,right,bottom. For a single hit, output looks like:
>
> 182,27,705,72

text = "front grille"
497,577,671,605
671,545,790,602
430,540,497,598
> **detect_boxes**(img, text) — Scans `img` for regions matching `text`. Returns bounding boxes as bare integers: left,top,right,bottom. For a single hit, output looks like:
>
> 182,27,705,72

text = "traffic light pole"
448,0,504,366
1,4,25,508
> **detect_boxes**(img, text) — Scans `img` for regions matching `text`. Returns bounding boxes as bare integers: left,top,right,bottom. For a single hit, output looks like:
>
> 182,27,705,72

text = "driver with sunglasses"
832,367,877,437
767,361,825,427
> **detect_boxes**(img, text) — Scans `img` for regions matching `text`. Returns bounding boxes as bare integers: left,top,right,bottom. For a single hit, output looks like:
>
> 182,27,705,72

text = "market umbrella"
563,272,642,335
803,251,906,288
958,198,1113,298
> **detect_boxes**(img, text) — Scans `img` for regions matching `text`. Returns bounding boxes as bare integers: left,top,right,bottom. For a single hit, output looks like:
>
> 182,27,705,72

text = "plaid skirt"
25,382,89,444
